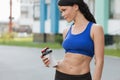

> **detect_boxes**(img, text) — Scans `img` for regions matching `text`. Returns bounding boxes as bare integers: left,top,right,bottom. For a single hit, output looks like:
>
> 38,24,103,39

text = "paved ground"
0,45,120,80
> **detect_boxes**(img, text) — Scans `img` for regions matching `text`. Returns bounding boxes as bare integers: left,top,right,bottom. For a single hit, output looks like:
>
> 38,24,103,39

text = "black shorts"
55,70,92,80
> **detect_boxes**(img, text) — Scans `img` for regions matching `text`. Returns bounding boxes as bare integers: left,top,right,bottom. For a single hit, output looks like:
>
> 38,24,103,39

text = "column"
50,0,59,34
40,0,47,33
95,0,109,34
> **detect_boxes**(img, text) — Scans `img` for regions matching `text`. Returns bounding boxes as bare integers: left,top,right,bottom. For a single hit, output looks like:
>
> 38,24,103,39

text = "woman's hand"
41,55,50,67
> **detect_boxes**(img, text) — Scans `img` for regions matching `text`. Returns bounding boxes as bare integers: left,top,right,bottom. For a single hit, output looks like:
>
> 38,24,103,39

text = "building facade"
36,0,120,35
32,0,120,43
18,0,33,33
1,0,120,41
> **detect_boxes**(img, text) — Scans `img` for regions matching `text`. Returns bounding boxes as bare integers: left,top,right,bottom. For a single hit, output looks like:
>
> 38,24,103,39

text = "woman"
41,0,104,80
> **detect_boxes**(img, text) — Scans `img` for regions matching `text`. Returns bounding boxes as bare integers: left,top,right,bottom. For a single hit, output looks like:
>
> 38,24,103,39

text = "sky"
0,0,20,22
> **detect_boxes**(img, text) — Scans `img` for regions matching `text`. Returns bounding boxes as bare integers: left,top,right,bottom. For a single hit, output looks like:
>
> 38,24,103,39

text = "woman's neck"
74,12,88,27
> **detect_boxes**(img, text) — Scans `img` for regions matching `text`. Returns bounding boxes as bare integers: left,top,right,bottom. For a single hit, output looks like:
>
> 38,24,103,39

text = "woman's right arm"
41,27,69,67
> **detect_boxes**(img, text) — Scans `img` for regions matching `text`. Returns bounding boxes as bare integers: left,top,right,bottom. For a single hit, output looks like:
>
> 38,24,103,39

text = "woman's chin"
66,20,72,23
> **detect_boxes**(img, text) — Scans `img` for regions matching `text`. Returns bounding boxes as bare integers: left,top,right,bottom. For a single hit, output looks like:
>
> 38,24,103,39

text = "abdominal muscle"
56,52,92,75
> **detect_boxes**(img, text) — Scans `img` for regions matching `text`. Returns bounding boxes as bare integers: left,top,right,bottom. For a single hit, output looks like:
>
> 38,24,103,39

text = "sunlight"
0,0,20,22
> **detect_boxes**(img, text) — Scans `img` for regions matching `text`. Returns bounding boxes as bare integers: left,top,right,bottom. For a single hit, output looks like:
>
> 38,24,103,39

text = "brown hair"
58,0,96,23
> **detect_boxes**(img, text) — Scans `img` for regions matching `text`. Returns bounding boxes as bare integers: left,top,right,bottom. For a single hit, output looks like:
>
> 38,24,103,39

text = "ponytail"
78,1,96,23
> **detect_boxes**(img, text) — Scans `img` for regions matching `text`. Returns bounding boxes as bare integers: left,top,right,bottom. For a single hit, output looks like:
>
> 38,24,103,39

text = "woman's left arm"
92,24,104,80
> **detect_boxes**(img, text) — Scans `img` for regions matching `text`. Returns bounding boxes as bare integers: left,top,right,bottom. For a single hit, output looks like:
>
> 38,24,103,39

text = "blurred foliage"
114,35,120,50
0,33,120,57
55,34,63,44
105,49,120,57
0,32,16,43
0,34,62,49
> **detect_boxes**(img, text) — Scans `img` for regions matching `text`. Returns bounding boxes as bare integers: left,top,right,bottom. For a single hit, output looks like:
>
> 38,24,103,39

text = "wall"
108,20,120,35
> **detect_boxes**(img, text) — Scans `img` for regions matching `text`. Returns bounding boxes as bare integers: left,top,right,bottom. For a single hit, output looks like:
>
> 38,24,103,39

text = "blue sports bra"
62,22,94,57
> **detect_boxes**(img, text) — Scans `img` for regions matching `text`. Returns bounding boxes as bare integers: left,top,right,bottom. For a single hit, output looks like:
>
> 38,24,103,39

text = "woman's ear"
73,4,79,11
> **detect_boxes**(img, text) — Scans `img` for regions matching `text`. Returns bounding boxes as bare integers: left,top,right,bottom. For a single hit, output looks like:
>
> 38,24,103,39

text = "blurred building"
0,22,8,37
32,0,120,43
0,0,120,42
108,0,120,35
32,0,40,33
0,0,33,34
0,0,20,34
16,0,33,34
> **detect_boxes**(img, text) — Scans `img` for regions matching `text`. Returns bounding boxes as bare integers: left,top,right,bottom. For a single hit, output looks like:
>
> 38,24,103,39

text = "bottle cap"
41,47,49,53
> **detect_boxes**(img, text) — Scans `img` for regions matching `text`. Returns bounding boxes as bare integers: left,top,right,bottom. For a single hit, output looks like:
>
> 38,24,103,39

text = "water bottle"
41,47,58,67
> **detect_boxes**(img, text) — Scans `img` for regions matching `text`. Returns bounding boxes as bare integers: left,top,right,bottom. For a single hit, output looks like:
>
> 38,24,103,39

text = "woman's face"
58,5,78,22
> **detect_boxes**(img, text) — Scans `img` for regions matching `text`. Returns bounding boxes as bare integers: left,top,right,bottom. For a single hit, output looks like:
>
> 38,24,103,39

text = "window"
21,11,28,18
21,6,28,18
33,3,40,20
109,0,120,19
20,0,32,4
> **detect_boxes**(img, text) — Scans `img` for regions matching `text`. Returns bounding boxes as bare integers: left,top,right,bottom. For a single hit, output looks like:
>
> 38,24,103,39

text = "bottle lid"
41,47,49,53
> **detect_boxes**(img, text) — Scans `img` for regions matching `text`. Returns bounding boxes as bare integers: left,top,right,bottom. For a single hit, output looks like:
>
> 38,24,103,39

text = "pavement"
0,45,120,80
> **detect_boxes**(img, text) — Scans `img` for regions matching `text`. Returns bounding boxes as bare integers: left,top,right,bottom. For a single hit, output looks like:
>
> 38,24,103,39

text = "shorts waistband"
55,70,91,77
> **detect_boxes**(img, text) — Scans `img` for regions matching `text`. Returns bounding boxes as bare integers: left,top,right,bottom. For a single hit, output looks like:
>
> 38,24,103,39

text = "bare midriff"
56,52,92,75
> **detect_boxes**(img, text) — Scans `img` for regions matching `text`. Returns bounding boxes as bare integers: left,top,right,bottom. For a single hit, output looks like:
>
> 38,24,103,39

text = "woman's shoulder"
91,23,104,36
92,23,104,32
92,23,103,28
